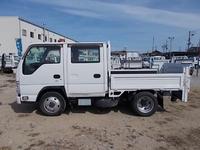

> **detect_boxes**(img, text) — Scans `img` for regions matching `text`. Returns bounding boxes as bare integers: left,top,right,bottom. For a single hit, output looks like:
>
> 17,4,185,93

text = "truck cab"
16,42,190,116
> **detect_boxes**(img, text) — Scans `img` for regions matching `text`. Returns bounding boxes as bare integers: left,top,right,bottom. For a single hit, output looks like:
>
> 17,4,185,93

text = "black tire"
131,92,158,117
39,92,66,116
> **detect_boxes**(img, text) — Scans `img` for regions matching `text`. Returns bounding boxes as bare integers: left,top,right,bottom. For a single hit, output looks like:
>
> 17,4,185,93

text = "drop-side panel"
111,74,183,90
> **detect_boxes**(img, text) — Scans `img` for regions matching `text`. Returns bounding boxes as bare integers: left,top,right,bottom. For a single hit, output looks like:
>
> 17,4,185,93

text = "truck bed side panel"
111,74,183,90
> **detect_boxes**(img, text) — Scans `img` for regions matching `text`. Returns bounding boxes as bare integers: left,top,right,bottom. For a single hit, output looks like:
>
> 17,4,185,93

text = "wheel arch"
127,90,156,99
136,90,156,95
36,86,67,102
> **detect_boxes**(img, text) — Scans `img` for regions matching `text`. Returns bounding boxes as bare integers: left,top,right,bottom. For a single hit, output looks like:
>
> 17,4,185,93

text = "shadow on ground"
69,103,135,115
9,101,37,113
9,101,137,116
9,101,165,116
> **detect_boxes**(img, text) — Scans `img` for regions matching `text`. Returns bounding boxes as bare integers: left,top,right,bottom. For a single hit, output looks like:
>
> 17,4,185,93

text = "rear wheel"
131,92,158,116
39,92,66,116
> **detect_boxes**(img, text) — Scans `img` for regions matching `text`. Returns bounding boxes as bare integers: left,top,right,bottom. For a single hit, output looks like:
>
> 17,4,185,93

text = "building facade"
0,16,75,56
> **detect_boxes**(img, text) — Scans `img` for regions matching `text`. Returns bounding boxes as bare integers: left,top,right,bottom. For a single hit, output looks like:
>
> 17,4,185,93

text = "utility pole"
165,40,168,52
161,40,168,54
168,36,175,59
187,31,195,51
43,23,46,42
152,36,155,52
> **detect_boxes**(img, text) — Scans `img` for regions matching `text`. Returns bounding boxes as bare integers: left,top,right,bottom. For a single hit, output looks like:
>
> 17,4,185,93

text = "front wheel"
39,92,66,116
131,92,158,116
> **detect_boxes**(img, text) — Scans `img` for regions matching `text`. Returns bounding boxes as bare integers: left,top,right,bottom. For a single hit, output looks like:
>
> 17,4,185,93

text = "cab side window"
23,45,61,75
71,46,100,63
45,49,60,63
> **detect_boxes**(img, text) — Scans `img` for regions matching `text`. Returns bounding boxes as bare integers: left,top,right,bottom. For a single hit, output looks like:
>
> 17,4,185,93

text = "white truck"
111,56,121,69
150,56,170,70
1,53,20,73
121,52,143,69
16,42,191,116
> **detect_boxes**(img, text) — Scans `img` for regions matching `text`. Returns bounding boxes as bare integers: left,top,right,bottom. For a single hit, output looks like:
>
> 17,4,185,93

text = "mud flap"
157,93,164,110
171,91,182,102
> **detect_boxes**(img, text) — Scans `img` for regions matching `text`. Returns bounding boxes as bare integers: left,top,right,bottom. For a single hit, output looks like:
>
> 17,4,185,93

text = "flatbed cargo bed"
110,68,190,102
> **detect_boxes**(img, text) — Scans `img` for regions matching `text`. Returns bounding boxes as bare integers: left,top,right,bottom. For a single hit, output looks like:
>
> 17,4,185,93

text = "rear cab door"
65,43,107,97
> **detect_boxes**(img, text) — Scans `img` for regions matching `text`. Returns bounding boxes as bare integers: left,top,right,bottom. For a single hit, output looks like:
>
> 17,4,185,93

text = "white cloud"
119,4,200,29
29,0,200,29
59,9,103,19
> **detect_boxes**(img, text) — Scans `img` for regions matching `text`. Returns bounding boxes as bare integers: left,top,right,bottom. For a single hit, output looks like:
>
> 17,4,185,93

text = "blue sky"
0,0,200,52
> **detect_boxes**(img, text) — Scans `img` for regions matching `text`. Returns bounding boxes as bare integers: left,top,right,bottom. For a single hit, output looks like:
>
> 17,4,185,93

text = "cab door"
66,43,106,97
20,44,64,101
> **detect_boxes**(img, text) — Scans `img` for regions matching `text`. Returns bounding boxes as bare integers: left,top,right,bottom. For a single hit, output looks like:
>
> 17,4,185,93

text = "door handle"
53,74,60,79
93,74,101,78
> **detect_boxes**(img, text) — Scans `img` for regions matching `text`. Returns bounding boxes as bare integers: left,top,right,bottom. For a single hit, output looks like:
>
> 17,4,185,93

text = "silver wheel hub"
137,96,154,114
43,97,60,113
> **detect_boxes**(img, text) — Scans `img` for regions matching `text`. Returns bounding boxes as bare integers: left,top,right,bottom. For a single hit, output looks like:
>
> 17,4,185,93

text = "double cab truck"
16,42,191,116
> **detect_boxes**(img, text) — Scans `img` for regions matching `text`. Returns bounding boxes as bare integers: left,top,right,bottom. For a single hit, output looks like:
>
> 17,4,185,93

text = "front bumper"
16,96,21,104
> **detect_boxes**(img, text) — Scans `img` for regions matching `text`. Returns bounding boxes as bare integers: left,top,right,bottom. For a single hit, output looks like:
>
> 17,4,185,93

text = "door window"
23,45,61,75
71,46,100,63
